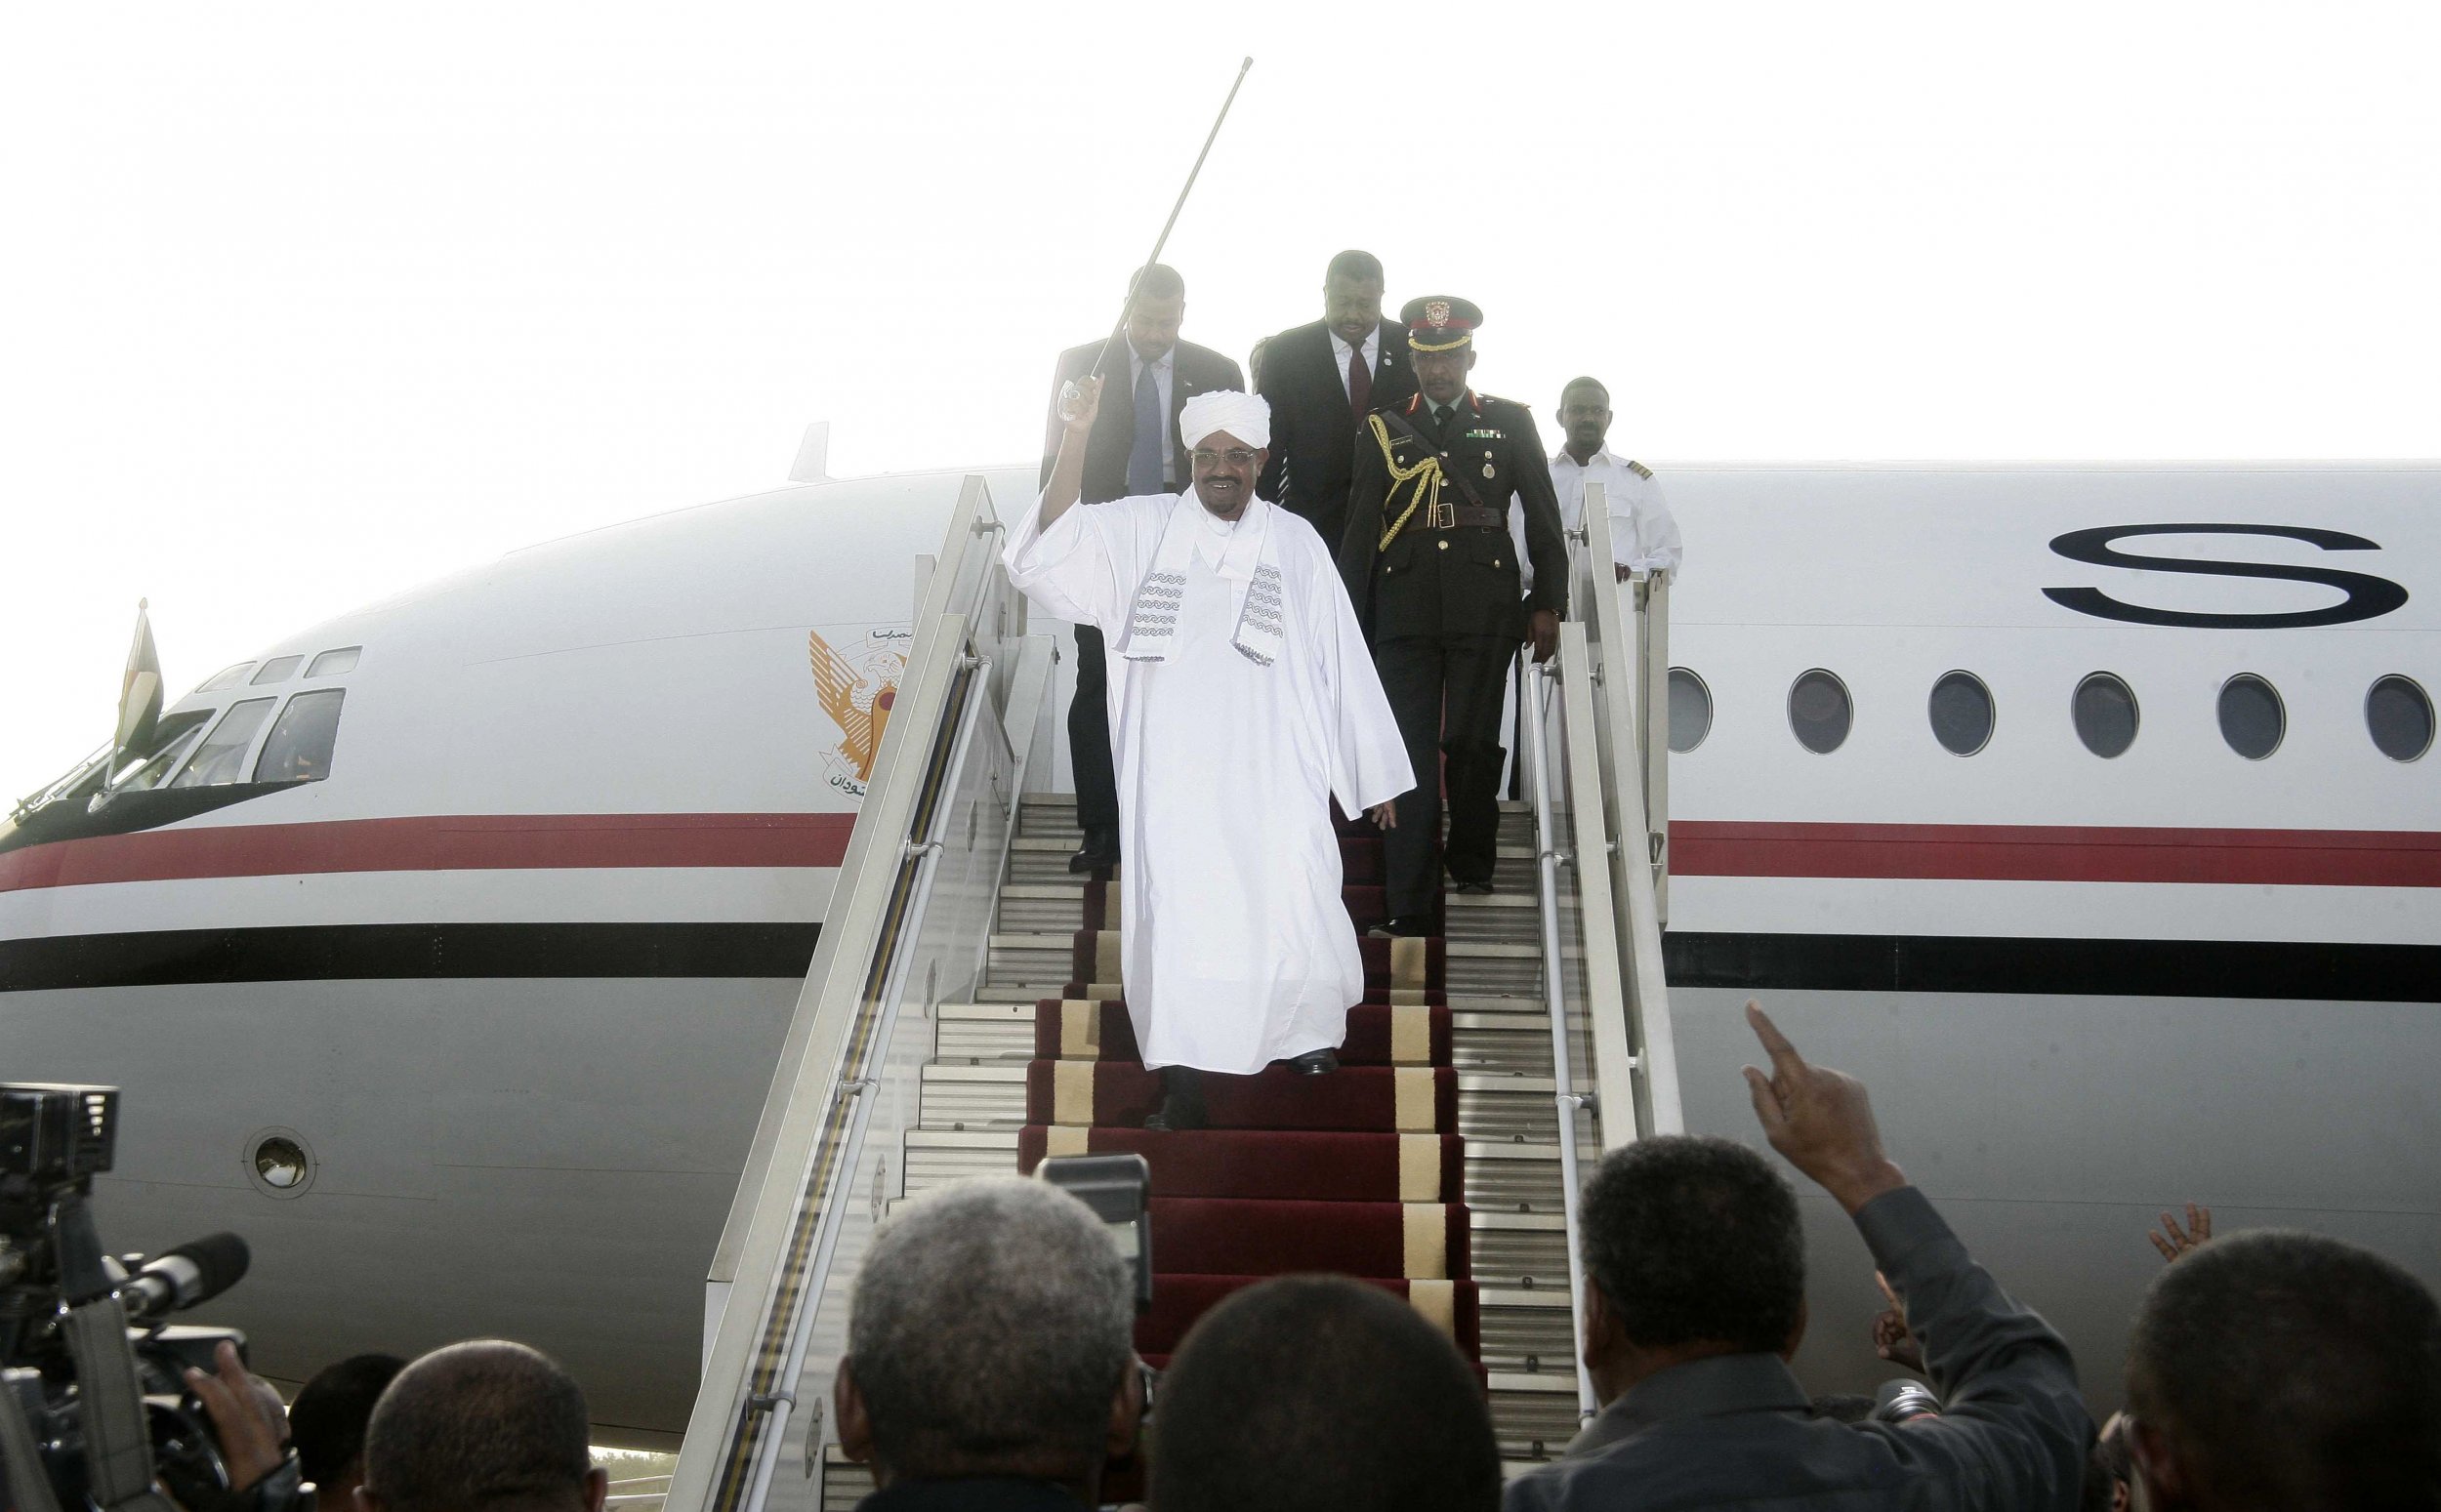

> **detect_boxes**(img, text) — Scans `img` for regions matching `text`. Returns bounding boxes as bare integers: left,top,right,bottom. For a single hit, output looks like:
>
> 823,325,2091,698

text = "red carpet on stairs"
1015,1126,1464,1202
1031,1000,1454,1066
1016,816,1482,1373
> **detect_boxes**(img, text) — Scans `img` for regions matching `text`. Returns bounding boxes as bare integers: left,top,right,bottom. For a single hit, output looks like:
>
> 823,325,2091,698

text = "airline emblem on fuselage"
808,628,907,797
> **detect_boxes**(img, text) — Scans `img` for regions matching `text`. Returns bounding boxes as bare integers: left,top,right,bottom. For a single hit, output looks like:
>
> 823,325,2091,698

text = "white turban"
1179,389,1270,451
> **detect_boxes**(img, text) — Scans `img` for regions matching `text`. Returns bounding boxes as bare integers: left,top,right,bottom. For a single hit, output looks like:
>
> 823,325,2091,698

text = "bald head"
360,1341,602,1512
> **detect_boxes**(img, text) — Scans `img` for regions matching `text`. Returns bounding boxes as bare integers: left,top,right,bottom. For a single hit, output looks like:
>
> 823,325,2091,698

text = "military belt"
1427,505,1507,530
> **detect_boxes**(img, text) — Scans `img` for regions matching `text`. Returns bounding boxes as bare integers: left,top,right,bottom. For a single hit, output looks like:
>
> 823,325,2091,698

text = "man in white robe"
1005,380,1414,1129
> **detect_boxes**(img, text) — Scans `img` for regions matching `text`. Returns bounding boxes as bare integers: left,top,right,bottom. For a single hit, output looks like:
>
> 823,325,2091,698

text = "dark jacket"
1039,338,1245,505
1504,1186,2091,1512
854,1478,1090,1512
1337,389,1568,642
1255,318,1417,551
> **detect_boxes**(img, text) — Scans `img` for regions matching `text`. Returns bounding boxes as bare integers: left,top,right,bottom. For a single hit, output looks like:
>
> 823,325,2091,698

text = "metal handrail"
725,648,995,1512
676,476,1023,1512
1517,651,1600,1420
1574,491,1685,1140
1551,622,1644,1151
706,474,1009,1299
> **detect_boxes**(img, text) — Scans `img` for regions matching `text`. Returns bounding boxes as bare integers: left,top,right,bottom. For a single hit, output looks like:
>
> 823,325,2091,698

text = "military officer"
1338,297,1568,937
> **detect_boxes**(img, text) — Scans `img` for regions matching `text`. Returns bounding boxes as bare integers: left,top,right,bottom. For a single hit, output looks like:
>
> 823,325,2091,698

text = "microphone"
120,1232,250,1319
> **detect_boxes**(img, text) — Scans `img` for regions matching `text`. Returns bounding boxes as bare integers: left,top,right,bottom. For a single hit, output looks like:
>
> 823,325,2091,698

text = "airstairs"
664,478,1680,1512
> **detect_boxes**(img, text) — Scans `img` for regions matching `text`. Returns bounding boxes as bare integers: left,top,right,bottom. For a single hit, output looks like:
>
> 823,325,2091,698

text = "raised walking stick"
1059,57,1255,425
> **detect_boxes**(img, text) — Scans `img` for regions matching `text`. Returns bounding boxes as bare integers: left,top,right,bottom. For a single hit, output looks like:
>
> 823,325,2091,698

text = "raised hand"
2148,1203,2213,1264
1740,1001,1908,1214
1058,374,1105,434
1872,1269,1925,1372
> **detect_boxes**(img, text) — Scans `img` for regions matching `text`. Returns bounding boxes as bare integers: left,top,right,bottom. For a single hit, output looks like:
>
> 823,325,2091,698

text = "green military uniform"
1337,298,1569,922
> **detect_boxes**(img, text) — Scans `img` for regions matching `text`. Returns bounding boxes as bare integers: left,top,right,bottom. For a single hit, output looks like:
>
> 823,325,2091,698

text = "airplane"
3,450,2434,1445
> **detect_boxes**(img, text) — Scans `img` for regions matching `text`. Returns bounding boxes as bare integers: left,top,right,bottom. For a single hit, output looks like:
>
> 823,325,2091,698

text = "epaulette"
1627,460,1653,479
1475,391,1514,409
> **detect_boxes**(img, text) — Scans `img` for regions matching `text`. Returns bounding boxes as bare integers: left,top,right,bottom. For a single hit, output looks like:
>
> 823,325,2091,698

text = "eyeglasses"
1190,448,1260,469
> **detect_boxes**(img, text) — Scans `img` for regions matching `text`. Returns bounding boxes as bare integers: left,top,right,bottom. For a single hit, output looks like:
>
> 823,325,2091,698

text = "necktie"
1127,360,1164,495
1346,342,1372,422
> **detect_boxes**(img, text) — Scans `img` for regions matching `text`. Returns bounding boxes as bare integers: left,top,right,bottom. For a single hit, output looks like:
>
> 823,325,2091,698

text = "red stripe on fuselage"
0,813,857,892
1673,822,2441,887
5,815,2434,893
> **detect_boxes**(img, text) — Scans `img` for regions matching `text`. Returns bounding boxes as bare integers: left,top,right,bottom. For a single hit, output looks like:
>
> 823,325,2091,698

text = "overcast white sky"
5,1,2438,800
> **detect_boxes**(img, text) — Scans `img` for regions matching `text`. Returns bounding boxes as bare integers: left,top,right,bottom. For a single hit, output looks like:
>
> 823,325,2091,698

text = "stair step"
920,1065,1583,1143
896,782,1631,1469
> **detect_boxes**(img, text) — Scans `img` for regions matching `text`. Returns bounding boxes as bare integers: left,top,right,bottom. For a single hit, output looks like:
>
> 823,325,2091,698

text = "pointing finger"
1745,1001,1805,1078
1742,1065,1786,1135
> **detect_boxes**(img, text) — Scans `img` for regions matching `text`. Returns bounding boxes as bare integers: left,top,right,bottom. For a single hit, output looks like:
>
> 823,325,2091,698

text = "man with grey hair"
359,1340,603,1512
836,1177,1143,1512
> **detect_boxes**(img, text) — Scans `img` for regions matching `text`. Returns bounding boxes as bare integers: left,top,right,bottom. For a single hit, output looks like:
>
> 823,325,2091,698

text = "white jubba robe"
1004,492,1414,1074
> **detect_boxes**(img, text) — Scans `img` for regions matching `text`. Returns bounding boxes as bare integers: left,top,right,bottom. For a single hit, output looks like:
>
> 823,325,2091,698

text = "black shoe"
1368,914,1433,939
1068,827,1120,875
1143,1067,1208,1131
1287,1048,1339,1076
1452,878,1495,896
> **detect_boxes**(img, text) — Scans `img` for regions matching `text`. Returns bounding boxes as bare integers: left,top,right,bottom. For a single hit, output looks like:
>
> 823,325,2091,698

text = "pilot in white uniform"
1514,374,1683,586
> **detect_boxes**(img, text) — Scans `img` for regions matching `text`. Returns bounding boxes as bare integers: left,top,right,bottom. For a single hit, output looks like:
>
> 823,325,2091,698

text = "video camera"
0,1083,299,1512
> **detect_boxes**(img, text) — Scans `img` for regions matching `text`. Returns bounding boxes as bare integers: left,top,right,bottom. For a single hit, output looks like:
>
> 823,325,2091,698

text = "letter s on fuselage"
2045,523,2411,630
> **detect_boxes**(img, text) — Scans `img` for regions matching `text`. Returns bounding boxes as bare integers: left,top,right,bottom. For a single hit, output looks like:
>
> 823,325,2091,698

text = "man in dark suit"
1256,250,1416,553
1040,264,1245,873
1338,298,1567,937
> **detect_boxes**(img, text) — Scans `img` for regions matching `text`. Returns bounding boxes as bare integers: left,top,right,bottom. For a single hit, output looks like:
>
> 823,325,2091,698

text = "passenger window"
254,690,346,784
168,699,277,788
198,663,255,693
307,646,361,677
2216,674,2285,760
1928,672,1994,756
2073,673,2139,758
2367,675,2433,762
250,656,305,685
1788,670,1852,755
1667,669,1713,753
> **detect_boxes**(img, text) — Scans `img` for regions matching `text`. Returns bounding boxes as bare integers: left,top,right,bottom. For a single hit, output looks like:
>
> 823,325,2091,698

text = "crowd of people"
181,1001,2437,1512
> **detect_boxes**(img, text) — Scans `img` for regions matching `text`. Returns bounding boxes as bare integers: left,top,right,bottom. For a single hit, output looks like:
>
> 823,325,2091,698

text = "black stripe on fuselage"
0,922,824,991
1665,931,2441,1002
3,923,2431,1001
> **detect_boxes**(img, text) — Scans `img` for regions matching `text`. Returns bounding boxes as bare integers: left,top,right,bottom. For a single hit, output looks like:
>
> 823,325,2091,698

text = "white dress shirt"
1514,444,1685,591
1130,347,1179,486
1326,326,1381,400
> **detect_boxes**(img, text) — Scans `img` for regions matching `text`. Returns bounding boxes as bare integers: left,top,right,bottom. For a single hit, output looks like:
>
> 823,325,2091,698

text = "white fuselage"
3,462,2433,1434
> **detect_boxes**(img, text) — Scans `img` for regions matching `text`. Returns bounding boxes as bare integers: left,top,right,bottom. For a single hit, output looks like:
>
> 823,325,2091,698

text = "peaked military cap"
1401,295,1482,351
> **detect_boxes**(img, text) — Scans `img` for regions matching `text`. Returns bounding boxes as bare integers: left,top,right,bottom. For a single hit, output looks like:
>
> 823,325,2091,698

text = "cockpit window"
250,656,305,686
307,646,361,677
253,689,346,784
168,699,276,788
198,663,255,693
110,714,212,794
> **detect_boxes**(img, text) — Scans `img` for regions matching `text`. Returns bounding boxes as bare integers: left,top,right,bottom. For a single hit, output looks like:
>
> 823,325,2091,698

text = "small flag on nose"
113,598,162,773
